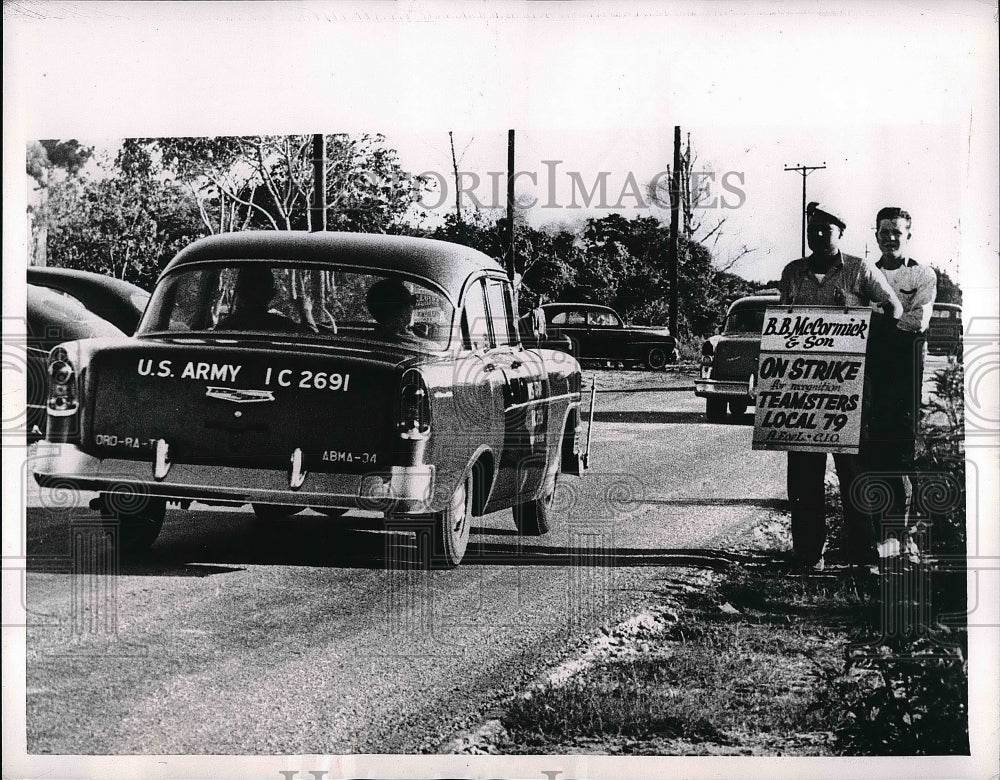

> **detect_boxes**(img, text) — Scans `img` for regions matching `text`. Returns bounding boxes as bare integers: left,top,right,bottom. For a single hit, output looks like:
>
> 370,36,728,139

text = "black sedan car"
542,303,678,369
34,231,589,567
27,266,150,335
26,284,126,442
695,293,779,421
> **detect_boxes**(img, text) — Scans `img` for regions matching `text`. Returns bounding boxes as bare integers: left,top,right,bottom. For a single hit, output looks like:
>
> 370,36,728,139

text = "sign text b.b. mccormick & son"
752,306,873,454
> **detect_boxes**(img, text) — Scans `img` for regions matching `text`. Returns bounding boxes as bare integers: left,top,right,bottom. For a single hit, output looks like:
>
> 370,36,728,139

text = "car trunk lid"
86,339,407,473
712,336,761,381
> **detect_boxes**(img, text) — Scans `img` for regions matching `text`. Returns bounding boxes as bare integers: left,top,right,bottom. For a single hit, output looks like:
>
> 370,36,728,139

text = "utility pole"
449,131,462,225
668,126,681,338
783,162,825,257
506,129,516,283
311,134,327,232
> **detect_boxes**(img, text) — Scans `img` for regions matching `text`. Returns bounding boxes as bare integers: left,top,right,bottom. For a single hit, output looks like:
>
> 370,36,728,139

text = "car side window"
560,310,585,325
462,278,492,350
589,311,621,327
485,278,516,346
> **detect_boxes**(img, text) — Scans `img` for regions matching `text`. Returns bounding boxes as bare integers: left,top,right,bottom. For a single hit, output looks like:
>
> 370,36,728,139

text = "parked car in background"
542,302,678,369
927,302,962,356
27,266,150,335
695,293,779,421
34,232,589,567
26,284,126,442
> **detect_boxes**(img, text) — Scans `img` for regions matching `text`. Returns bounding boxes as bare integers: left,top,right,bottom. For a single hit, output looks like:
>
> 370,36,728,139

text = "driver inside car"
215,267,300,333
366,278,436,343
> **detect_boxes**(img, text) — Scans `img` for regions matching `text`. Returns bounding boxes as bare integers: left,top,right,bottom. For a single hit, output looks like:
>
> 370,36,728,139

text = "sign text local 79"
752,306,873,454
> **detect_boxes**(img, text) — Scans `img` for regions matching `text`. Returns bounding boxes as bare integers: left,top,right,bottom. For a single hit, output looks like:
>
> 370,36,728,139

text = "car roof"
161,231,506,299
27,284,126,340
542,302,617,313
27,266,150,298
727,294,780,312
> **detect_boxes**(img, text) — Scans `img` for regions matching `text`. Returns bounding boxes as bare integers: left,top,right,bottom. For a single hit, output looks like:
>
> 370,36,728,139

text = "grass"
502,571,843,752
504,659,726,744
498,560,968,755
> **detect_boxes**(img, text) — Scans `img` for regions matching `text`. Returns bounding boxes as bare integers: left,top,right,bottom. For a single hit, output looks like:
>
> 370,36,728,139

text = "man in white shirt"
868,206,937,551
875,207,937,334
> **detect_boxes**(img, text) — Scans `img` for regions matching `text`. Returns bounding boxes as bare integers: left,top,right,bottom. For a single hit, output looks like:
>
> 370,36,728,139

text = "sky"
386,123,964,282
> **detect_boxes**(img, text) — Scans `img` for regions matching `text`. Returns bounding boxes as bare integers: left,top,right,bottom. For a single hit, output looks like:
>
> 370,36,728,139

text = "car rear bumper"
694,379,752,399
32,442,436,514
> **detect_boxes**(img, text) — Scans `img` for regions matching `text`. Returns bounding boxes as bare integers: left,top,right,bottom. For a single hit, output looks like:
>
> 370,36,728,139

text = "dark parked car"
695,294,779,421
542,303,678,369
26,284,125,442
27,266,150,335
34,232,589,567
927,302,962,356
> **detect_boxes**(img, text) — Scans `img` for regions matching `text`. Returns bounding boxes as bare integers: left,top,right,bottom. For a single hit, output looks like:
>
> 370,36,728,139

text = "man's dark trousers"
787,451,877,565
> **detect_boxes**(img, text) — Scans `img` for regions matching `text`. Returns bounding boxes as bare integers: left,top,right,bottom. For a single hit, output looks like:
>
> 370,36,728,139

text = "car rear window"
139,262,455,349
724,306,766,334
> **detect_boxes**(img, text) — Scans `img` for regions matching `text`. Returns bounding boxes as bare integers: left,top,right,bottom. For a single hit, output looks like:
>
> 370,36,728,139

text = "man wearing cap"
868,207,937,549
366,277,431,342
778,202,903,569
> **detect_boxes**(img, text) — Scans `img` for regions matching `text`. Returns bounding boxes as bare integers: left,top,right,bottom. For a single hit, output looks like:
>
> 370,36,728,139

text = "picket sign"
752,306,873,454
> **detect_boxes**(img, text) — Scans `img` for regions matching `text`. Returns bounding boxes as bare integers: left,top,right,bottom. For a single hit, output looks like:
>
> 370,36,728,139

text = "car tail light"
397,369,431,440
700,343,714,380
47,347,79,417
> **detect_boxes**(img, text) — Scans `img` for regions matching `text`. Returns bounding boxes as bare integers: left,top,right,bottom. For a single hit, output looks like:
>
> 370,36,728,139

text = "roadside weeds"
443,506,967,756
446,552,967,756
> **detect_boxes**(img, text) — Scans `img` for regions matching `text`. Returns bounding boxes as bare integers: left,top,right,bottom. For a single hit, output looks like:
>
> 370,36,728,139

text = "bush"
811,635,968,755
915,358,966,557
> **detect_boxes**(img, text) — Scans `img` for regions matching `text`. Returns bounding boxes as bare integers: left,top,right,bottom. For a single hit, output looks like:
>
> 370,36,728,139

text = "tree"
124,134,429,235
648,132,757,273
932,266,962,305
429,210,581,313
27,139,94,266
41,152,203,289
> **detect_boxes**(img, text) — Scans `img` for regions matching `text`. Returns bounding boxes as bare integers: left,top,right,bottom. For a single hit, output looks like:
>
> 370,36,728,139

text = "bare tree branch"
715,245,757,272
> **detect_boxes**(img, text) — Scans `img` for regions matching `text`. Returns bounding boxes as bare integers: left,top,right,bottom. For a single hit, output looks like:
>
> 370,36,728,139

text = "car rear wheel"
728,400,749,418
431,470,473,568
706,397,727,422
99,492,166,552
513,473,557,536
645,346,668,370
